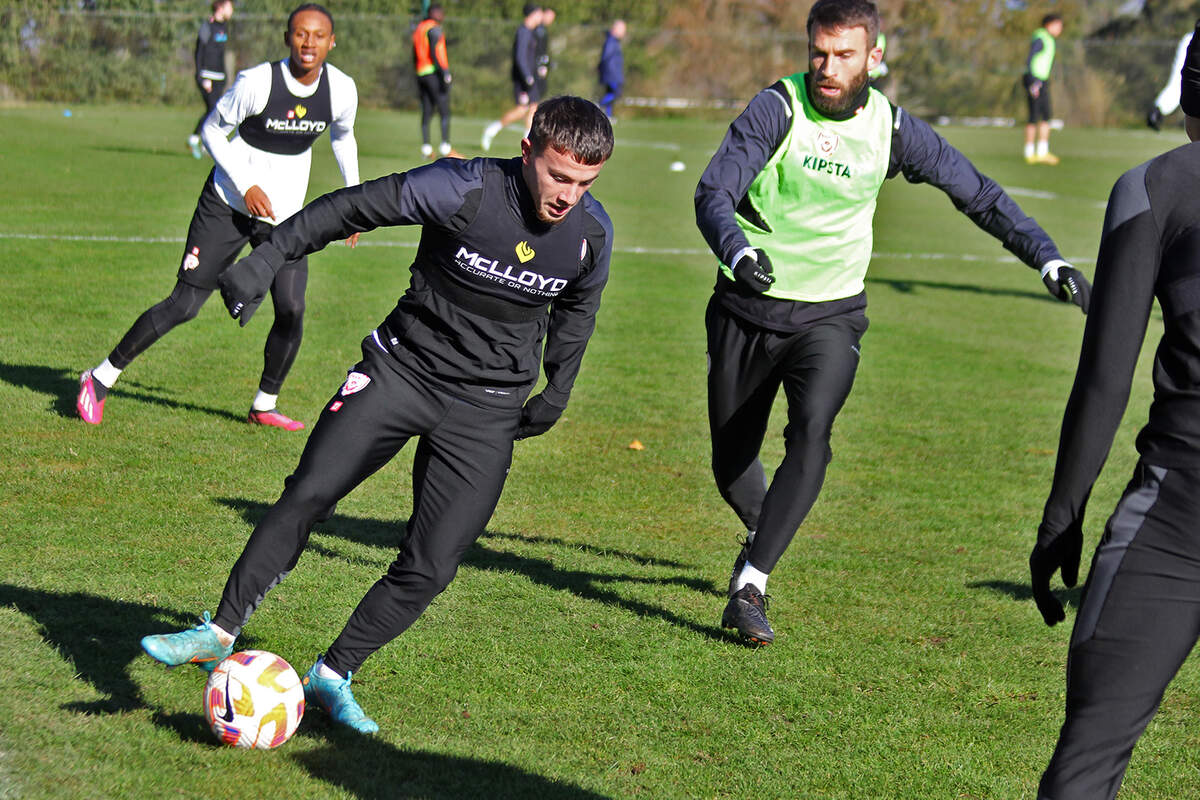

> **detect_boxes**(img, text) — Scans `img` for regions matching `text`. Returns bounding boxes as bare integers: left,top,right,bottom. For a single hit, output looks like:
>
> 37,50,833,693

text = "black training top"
243,156,612,410
1042,142,1200,535
195,18,229,82
695,79,1063,331
512,25,537,87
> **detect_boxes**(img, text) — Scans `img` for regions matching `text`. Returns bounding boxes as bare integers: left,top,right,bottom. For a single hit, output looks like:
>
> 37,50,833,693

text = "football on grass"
203,650,305,749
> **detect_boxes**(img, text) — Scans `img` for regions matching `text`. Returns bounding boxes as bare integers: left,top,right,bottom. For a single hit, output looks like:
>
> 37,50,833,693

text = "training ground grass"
1,104,1196,798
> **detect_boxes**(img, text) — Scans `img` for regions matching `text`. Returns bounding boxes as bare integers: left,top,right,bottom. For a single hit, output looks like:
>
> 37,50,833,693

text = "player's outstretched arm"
1030,164,1160,624
889,107,1088,313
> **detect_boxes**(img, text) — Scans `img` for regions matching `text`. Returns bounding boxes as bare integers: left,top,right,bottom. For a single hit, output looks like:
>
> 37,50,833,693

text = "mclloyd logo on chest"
265,103,328,134
455,243,568,297
802,129,852,178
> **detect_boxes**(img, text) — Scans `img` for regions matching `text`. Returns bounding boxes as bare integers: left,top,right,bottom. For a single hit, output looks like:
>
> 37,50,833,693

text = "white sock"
420,142,433,157
316,657,344,680
92,359,121,388
1023,142,1035,159
252,391,278,412
483,121,501,138
208,621,236,647
439,141,452,156
1036,140,1049,157
735,561,769,594
188,134,199,145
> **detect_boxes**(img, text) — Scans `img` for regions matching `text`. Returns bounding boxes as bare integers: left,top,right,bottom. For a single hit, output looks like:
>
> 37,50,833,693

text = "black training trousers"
706,298,867,573
1039,461,1200,800
108,178,307,394
416,73,451,146
193,78,225,137
212,336,518,675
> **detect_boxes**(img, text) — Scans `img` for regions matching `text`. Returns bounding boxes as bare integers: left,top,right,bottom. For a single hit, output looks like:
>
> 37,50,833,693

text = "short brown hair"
806,0,880,44
528,96,614,166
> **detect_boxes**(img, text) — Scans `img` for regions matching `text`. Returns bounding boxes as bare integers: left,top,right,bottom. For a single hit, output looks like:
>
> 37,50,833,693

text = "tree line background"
2,0,1199,125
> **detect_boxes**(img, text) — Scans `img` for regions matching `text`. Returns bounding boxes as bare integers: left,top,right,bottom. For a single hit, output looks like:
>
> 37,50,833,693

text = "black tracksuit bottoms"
706,298,867,573
212,336,518,675
1040,461,1200,799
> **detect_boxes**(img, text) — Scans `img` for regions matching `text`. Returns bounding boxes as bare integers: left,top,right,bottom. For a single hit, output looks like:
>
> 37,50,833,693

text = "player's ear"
867,45,883,72
520,138,533,165
330,34,336,49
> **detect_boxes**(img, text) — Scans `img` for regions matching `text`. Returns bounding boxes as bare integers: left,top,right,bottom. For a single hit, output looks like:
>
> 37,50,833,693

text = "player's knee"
280,473,340,519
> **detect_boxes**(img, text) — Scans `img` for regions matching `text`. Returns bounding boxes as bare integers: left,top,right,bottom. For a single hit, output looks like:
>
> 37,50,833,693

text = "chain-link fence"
0,5,1191,126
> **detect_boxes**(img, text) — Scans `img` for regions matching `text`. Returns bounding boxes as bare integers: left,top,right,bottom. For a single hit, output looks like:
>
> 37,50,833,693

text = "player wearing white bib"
76,3,359,431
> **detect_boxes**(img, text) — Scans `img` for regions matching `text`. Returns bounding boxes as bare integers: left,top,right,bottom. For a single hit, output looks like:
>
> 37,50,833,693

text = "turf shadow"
292,726,612,800
0,360,243,423
89,144,196,159
0,584,196,713
866,276,1052,303
214,497,734,644
967,578,1083,615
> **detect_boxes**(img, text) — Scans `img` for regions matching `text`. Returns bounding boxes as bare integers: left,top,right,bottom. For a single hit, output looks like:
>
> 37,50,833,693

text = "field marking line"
0,231,1090,265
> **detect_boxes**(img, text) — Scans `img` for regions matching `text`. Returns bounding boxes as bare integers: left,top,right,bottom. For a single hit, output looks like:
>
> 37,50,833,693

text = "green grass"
1,103,1195,798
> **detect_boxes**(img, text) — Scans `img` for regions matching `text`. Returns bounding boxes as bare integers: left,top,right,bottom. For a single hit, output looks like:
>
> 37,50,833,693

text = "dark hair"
211,0,231,11
528,96,614,166
522,3,541,17
1042,13,1062,27
806,0,880,44
288,3,334,33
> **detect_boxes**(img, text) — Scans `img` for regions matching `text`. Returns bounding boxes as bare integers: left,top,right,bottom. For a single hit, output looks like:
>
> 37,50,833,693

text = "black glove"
1041,261,1092,314
217,249,276,327
733,248,775,293
514,393,564,440
1029,519,1083,626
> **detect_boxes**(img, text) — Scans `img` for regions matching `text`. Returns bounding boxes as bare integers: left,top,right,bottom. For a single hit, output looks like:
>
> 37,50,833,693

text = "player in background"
534,7,555,99
481,4,542,151
76,3,360,431
189,0,234,159
1031,22,1200,800
1146,28,1194,131
597,19,625,119
696,0,1090,646
1023,14,1064,165
139,97,614,734
412,3,457,158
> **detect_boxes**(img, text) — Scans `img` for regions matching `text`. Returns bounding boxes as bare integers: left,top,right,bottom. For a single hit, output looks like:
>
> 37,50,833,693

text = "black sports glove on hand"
1029,519,1084,626
514,393,564,440
733,248,775,293
218,250,276,327
1041,262,1092,314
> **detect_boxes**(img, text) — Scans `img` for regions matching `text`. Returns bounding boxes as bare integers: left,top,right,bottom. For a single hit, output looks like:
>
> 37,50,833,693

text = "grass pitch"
0,103,1195,798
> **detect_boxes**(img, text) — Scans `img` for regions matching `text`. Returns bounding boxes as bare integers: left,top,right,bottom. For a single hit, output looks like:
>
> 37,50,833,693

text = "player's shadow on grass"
293,728,610,800
0,584,201,714
216,497,737,644
866,276,1052,303
967,579,1083,616
89,144,197,160
0,361,243,423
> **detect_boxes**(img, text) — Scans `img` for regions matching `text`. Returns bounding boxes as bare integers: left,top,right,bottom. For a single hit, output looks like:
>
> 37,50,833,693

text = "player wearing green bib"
1023,14,1064,165
696,0,1091,645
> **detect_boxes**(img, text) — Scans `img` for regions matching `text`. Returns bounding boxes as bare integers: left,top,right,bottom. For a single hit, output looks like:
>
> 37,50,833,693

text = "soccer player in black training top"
1031,21,1200,800
140,96,615,734
189,0,234,159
